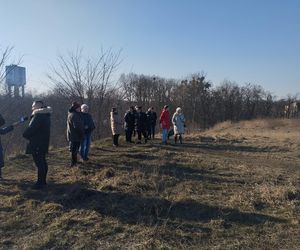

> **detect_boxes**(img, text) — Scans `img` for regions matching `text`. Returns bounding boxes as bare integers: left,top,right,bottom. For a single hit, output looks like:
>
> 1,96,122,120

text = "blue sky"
0,0,299,98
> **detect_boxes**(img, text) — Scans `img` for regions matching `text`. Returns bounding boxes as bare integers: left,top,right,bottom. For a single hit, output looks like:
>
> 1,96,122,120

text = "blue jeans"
162,128,168,143
80,133,92,160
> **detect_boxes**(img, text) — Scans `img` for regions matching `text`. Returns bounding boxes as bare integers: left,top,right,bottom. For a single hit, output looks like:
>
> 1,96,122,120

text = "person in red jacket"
159,105,170,144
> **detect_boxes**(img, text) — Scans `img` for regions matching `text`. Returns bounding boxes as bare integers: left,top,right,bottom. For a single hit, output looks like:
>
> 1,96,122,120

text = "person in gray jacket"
172,107,186,144
67,102,84,167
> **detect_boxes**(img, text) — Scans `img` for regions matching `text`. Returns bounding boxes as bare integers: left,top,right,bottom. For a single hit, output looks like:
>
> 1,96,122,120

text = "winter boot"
179,135,183,144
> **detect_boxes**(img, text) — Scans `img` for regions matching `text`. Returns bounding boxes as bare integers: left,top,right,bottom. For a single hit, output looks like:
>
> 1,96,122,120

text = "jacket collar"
32,106,53,116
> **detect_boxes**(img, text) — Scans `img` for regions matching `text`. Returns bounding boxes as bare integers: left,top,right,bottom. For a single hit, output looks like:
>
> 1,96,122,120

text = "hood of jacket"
32,106,53,116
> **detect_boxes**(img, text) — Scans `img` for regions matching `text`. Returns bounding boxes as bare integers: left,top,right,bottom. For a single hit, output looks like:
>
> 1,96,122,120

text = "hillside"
0,119,300,249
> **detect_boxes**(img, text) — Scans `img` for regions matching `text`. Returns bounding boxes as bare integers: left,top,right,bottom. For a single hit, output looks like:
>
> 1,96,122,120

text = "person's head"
151,107,154,111
32,100,44,111
71,101,81,112
136,106,142,113
176,107,182,114
148,107,152,112
81,104,89,113
130,106,134,112
111,107,117,113
163,105,169,111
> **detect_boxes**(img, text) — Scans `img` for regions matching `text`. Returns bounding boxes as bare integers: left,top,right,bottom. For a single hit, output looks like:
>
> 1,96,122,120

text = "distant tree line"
0,45,298,155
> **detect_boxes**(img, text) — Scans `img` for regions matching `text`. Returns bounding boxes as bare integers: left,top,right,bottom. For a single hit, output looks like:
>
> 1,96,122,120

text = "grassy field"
0,119,299,249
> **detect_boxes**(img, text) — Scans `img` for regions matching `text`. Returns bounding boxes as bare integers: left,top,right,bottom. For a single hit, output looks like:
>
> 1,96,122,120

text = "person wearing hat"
172,107,186,144
23,101,52,189
110,107,123,146
134,106,148,144
67,101,84,166
79,104,95,161
159,105,171,144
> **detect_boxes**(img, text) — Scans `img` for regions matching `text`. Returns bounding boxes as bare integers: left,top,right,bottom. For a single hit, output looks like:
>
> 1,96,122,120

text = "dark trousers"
32,153,48,185
175,134,183,144
113,134,120,146
0,146,3,177
0,145,4,169
148,124,156,139
137,130,147,143
69,141,81,166
125,128,134,142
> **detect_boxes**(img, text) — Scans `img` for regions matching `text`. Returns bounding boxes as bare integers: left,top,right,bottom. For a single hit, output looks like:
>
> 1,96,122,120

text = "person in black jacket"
79,104,95,161
67,102,84,167
23,101,52,189
124,106,135,143
135,106,148,144
146,107,157,139
0,114,13,179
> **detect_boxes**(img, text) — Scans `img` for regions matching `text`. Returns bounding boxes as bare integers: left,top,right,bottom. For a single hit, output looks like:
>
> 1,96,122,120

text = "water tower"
5,65,26,97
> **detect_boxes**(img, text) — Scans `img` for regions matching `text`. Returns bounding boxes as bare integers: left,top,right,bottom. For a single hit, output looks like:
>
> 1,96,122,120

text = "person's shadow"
18,182,286,230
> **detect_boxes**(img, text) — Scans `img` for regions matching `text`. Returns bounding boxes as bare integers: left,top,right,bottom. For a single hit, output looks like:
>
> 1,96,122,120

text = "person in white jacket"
172,107,186,144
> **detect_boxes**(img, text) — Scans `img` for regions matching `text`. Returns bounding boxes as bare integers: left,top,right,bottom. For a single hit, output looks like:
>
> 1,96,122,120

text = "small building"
5,65,26,97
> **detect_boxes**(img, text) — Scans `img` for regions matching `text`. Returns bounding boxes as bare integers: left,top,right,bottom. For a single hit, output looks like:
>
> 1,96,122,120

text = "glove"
20,116,28,123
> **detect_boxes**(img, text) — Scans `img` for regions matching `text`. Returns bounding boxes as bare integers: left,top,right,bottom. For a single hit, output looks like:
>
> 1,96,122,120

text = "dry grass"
0,118,300,249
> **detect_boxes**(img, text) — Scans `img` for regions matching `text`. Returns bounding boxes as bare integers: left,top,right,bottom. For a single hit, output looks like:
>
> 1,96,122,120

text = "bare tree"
47,47,122,138
47,47,122,107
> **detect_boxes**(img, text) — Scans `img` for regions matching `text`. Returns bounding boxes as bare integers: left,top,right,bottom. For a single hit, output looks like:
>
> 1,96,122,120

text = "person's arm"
124,112,129,123
159,111,164,124
153,112,157,123
179,114,185,123
117,114,123,125
23,116,41,140
172,114,176,125
0,125,14,135
90,116,96,131
0,114,5,127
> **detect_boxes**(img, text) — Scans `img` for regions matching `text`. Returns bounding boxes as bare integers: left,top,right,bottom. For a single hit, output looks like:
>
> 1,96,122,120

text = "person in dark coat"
132,108,137,138
79,104,95,161
0,114,13,179
146,107,157,139
135,106,148,144
67,102,84,167
124,106,135,143
23,101,52,189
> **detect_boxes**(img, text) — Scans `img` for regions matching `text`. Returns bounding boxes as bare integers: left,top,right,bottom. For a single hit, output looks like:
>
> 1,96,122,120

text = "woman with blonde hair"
172,107,186,144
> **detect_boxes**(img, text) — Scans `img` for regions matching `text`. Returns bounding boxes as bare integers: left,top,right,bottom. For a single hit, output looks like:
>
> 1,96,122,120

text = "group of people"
0,101,96,189
0,100,186,189
110,105,186,146
110,106,157,146
67,102,95,167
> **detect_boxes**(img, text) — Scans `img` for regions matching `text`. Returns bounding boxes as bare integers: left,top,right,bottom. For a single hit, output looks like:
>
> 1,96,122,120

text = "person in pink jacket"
159,105,170,144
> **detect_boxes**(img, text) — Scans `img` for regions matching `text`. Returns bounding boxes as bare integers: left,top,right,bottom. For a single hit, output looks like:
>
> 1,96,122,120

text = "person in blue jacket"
79,104,95,161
